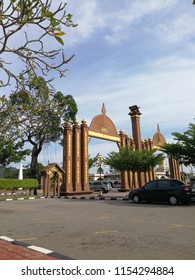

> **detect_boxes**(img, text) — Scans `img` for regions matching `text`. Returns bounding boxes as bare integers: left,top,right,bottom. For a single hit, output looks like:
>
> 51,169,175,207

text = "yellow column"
72,120,82,192
120,130,129,190
81,119,90,192
63,121,73,194
149,138,156,180
142,140,149,184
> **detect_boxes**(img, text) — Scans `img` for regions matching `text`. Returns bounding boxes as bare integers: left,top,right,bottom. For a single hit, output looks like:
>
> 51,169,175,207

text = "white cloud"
66,0,178,46
66,0,106,45
72,54,195,139
151,14,195,45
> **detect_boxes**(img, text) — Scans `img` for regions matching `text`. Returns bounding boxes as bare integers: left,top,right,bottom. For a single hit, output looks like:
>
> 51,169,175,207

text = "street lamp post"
96,154,104,189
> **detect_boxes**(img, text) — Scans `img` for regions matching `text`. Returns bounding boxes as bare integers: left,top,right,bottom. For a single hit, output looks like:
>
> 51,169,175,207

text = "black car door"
143,180,158,201
156,180,173,201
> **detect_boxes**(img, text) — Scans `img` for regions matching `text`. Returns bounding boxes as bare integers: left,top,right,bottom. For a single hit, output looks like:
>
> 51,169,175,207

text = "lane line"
95,230,118,234
17,237,38,241
33,220,53,224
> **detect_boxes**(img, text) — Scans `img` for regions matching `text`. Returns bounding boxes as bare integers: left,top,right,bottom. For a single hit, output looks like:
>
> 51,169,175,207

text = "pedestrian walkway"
0,236,73,260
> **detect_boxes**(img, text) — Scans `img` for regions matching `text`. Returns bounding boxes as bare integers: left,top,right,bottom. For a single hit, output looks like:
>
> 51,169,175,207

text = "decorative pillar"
126,135,132,189
81,119,90,192
57,174,61,197
175,160,181,180
119,129,129,190
129,105,145,187
63,121,73,194
129,105,142,150
148,137,156,180
142,140,149,184
169,157,181,180
126,135,131,189
72,120,82,192
46,174,50,197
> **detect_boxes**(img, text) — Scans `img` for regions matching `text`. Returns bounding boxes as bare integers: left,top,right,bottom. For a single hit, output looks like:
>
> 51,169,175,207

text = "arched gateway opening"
60,104,181,196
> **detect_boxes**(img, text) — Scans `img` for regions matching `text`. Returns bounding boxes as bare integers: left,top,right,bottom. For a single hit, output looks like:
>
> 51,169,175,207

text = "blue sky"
48,0,195,164
2,0,195,167
61,0,195,137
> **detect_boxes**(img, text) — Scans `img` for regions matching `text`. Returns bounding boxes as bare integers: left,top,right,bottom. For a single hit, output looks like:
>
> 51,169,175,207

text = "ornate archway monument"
61,104,181,195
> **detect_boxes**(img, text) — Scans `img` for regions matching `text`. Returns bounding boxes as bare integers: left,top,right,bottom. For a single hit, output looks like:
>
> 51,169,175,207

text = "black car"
128,179,192,205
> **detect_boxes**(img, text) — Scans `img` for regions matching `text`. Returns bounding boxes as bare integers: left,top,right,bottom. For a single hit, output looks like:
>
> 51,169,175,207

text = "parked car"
89,181,112,193
128,179,192,205
190,180,195,198
112,180,121,188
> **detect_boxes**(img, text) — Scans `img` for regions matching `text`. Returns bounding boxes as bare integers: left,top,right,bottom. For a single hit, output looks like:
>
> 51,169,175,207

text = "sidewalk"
0,236,73,260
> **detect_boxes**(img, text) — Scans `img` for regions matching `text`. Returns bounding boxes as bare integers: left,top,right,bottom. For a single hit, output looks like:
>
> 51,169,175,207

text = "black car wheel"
169,195,178,205
132,194,140,203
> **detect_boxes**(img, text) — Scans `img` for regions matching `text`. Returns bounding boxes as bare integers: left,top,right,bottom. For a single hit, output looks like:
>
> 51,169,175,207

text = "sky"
1,0,195,169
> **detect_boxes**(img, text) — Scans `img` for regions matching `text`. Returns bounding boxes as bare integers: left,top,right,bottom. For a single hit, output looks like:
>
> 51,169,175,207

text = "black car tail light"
183,186,190,191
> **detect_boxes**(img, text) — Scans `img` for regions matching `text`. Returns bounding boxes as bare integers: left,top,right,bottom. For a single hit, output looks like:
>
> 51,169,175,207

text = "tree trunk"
132,172,135,189
29,145,41,178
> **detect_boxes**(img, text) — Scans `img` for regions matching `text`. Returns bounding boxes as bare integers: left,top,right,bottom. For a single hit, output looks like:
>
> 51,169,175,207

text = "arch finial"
157,124,160,133
101,103,106,115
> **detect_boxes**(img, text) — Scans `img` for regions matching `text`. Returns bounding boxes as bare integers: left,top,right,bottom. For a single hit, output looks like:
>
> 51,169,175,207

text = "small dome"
89,103,119,138
152,124,166,146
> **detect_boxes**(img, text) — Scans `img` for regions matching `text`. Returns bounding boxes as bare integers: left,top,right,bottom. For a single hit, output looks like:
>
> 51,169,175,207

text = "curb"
0,196,46,202
0,236,74,260
60,196,129,200
1,195,193,202
0,195,129,201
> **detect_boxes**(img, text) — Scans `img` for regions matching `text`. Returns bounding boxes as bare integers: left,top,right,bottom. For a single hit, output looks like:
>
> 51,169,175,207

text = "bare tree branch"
0,0,77,91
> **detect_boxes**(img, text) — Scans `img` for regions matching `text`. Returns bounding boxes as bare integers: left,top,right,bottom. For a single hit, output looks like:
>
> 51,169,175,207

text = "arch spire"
101,103,106,115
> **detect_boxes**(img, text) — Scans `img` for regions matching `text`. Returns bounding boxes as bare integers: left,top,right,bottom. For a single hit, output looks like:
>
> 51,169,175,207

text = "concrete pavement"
0,190,128,260
1,190,194,260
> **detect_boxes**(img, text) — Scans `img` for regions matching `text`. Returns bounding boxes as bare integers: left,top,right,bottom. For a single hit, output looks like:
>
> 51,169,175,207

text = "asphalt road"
0,198,195,260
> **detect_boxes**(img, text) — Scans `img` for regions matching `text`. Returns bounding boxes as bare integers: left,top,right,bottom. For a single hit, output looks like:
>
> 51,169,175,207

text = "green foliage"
161,122,195,166
1,167,18,179
0,135,30,167
1,163,45,179
106,147,164,188
88,155,97,169
0,179,38,191
88,154,105,170
7,76,77,177
106,147,164,173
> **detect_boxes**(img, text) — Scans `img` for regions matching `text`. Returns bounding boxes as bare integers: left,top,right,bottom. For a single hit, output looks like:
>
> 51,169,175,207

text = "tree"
8,76,77,178
106,147,164,188
88,155,97,170
0,134,30,167
0,94,31,169
0,0,77,90
0,95,10,130
160,122,195,167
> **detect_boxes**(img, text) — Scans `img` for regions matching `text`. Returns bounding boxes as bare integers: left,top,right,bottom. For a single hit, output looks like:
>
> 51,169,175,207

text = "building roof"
40,163,65,175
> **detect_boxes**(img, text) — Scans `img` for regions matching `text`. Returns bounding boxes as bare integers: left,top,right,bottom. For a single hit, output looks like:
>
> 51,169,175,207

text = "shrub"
0,179,38,191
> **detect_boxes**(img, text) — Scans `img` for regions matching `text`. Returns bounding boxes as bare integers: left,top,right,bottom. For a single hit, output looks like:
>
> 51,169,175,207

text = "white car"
89,181,112,193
